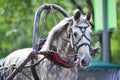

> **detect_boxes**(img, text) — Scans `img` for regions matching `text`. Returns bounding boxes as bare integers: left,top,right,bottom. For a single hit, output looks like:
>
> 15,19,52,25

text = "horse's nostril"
81,59,86,65
81,59,90,67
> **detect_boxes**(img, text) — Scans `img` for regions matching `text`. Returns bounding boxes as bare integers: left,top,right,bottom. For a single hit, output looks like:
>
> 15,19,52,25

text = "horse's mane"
40,17,74,60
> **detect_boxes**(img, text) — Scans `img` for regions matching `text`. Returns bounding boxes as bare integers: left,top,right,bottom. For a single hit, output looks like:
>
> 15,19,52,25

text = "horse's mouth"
72,59,90,67
72,56,90,67
73,58,80,67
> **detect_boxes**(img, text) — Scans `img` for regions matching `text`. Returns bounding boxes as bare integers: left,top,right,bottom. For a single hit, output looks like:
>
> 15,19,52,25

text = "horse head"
39,9,96,68
67,9,92,67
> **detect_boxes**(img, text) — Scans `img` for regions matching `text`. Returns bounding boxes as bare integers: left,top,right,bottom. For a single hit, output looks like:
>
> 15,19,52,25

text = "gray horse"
2,9,93,80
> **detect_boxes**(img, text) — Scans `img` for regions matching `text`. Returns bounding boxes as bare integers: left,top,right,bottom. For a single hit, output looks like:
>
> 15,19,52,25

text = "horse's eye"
74,32,77,37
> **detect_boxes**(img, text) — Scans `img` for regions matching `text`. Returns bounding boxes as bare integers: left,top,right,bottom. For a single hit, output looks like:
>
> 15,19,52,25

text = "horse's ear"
86,12,92,21
73,9,81,21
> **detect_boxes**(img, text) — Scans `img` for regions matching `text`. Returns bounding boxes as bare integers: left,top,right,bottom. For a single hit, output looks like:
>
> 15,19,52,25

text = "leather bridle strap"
76,43,90,51
30,59,39,80
71,26,91,52
74,26,90,45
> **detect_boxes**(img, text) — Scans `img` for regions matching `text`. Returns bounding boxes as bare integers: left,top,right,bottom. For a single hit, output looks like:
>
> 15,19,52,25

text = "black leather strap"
30,59,39,80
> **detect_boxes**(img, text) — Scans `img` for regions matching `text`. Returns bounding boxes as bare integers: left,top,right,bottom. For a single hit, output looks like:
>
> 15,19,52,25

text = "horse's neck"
54,31,74,61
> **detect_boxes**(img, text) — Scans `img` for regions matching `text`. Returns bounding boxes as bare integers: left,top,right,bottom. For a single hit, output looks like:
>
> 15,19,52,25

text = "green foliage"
0,0,33,58
0,0,74,58
0,0,120,66
111,0,120,65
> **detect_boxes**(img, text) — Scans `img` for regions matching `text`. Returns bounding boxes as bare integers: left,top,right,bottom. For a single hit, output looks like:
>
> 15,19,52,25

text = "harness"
35,20,98,69
31,38,78,80
30,28,99,80
37,39,78,68
33,19,91,69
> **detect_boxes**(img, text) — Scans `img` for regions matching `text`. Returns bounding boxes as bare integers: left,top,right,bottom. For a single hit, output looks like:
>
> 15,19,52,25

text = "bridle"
68,19,91,54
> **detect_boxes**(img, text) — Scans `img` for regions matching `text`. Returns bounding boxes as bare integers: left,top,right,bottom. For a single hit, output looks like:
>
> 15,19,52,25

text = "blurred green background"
0,0,120,65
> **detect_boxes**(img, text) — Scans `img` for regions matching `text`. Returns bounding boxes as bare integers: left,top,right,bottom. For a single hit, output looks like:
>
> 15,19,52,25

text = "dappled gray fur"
1,18,78,80
1,9,92,80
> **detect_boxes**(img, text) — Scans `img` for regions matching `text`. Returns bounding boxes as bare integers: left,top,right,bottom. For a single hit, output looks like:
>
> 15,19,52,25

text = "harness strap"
44,53,75,68
77,43,90,51
30,59,39,80
38,39,78,68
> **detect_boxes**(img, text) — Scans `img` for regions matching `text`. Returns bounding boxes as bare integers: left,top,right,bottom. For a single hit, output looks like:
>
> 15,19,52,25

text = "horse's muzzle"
80,56,91,67
81,59,90,67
